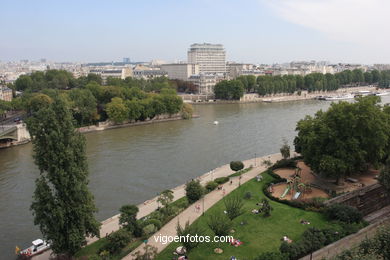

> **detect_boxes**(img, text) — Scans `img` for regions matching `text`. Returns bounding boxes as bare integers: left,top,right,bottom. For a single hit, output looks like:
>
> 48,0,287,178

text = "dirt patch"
271,183,329,200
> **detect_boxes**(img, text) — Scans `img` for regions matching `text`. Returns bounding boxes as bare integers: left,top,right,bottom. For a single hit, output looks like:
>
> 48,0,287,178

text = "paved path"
123,153,283,259
33,153,282,260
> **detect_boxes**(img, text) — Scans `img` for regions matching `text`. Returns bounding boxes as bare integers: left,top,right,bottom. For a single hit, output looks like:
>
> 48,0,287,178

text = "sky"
1,0,389,64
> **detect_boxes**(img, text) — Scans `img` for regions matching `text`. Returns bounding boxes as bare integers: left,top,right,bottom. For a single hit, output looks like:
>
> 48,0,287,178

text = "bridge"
0,123,31,148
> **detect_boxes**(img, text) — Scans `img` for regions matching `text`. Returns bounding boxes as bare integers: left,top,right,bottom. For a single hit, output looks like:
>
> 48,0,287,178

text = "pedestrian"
230,180,233,185
222,188,226,196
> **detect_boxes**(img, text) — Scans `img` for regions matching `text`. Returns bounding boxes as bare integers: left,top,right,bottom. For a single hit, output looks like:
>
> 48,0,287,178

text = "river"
1,97,389,259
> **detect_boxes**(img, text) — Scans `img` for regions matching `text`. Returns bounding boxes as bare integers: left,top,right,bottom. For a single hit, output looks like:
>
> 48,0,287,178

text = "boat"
213,121,219,125
353,90,373,97
324,94,354,101
374,92,390,96
19,239,50,257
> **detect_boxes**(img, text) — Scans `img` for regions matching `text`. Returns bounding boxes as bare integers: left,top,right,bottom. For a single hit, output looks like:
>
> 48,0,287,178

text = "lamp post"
254,153,257,166
202,196,205,216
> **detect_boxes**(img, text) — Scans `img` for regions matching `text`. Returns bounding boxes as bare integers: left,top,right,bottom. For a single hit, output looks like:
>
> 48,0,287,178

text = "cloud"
264,0,389,48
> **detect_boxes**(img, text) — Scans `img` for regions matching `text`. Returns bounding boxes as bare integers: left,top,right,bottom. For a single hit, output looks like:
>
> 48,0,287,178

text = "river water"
1,97,389,259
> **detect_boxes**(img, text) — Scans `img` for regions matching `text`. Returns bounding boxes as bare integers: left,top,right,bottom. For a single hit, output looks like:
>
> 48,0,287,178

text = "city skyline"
1,0,389,64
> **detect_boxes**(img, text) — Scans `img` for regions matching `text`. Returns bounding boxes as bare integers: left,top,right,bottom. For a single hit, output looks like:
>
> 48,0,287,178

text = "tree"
157,189,174,216
185,180,204,204
119,205,142,237
280,139,290,159
230,161,244,172
132,244,158,260
186,180,204,203
259,198,273,217
214,80,244,100
224,196,244,220
294,97,389,184
379,158,390,193
208,212,232,236
101,229,132,255
28,97,100,256
68,88,98,125
106,97,128,123
176,221,204,251
26,93,53,114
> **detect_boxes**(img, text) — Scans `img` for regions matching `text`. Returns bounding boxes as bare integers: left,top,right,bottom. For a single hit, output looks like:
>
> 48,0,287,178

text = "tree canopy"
28,97,100,256
294,96,389,184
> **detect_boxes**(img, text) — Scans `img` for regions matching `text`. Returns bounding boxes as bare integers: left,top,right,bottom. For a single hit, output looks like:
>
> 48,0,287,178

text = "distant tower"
123,57,131,64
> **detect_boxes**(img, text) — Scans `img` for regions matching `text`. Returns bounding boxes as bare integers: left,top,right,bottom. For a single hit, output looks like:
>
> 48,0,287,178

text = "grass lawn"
156,171,340,260
75,196,189,259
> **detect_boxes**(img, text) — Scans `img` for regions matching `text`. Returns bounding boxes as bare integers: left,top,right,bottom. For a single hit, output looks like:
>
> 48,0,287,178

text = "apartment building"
160,63,199,81
188,43,226,75
0,86,13,101
89,66,133,83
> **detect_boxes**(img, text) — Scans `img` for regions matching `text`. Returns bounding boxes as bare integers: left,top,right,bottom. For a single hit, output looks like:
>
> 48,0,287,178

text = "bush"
185,180,204,204
244,191,252,199
208,213,232,236
100,229,132,255
325,204,363,223
254,252,288,260
230,161,244,171
214,177,229,184
224,196,244,220
271,159,297,170
142,219,162,230
176,221,204,251
259,198,273,217
205,181,218,192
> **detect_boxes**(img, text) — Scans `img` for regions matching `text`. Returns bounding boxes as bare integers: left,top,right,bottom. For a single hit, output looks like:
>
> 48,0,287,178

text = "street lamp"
202,197,205,216
254,153,257,166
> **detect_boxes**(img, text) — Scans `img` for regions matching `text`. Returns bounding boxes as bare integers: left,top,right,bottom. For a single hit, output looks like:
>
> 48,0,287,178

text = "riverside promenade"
123,153,283,259
33,153,283,260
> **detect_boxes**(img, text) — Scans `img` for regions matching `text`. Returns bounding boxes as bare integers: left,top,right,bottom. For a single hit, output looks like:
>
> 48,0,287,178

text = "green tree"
101,229,132,255
185,180,204,204
119,205,142,237
230,161,244,171
157,189,174,216
176,221,204,251
132,244,158,260
68,88,98,125
106,97,128,123
208,212,232,236
259,198,273,217
28,97,100,257
224,196,244,220
280,139,291,159
294,97,389,184
26,93,53,114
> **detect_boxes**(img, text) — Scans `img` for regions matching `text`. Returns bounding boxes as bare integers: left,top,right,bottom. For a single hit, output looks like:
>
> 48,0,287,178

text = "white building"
132,65,167,79
188,43,226,75
188,74,220,95
0,86,12,101
160,63,199,81
89,66,133,83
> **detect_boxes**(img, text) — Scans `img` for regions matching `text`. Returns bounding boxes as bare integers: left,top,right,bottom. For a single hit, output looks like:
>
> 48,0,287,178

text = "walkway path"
123,153,283,259
33,153,282,260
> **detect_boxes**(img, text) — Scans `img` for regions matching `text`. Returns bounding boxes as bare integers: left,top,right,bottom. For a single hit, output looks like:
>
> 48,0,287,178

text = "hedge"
214,177,230,184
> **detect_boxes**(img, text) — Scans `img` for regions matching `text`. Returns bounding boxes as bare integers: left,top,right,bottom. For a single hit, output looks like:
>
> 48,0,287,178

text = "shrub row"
214,176,230,184
271,158,297,170
280,224,366,259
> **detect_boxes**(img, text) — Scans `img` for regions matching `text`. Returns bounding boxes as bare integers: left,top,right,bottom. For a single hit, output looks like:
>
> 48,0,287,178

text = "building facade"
160,63,199,81
0,86,13,101
188,43,226,75
88,66,133,83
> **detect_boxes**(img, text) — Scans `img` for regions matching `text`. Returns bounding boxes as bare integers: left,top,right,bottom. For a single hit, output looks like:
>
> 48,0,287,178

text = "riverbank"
189,85,382,104
78,114,199,134
32,153,284,260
